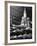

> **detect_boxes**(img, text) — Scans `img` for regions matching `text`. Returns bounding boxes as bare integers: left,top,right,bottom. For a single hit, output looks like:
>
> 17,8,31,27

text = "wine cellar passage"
10,6,32,40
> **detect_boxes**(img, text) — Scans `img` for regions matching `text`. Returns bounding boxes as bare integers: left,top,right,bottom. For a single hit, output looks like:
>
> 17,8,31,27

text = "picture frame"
5,1,36,45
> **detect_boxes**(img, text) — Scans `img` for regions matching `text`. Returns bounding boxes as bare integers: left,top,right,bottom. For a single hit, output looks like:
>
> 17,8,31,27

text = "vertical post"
21,8,27,26
24,8,26,18
27,17,30,28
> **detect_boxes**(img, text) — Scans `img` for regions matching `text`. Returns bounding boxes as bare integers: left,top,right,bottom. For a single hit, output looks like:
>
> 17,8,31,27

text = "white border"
8,3,35,43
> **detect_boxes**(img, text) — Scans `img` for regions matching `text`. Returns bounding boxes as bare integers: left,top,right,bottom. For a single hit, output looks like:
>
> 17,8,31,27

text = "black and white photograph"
5,2,36,44
10,6,32,40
